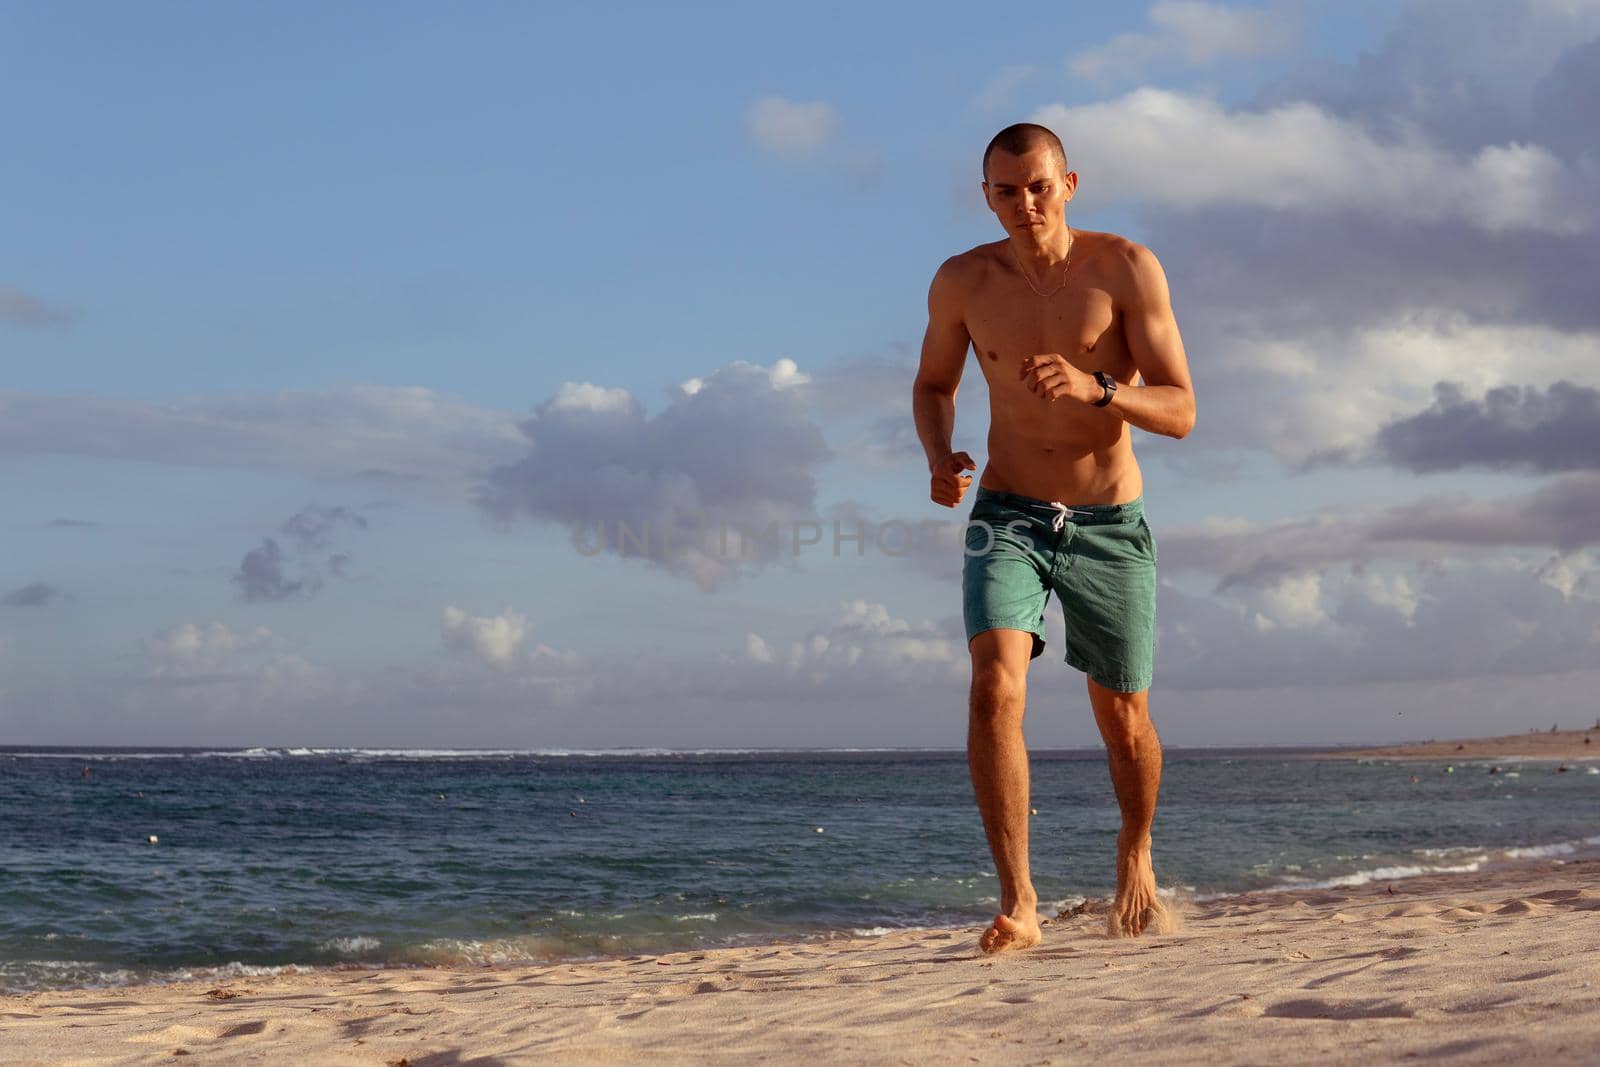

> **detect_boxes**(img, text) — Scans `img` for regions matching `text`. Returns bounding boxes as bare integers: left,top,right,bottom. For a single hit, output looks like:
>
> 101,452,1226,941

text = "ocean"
2,746,1596,993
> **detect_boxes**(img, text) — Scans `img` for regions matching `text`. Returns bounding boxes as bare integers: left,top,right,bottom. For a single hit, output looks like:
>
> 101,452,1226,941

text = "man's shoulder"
928,243,1003,303
1078,229,1154,270
1079,230,1164,300
944,240,1015,273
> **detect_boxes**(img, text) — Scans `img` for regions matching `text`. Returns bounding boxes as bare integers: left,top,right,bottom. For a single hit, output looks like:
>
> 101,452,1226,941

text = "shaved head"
982,123,1068,181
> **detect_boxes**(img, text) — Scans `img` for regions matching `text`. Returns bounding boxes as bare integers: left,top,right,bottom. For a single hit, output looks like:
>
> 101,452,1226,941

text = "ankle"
1117,830,1153,852
1006,890,1039,913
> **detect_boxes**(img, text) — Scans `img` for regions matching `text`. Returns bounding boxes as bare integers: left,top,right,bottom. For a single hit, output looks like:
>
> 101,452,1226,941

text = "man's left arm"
1021,245,1197,438
1100,245,1195,439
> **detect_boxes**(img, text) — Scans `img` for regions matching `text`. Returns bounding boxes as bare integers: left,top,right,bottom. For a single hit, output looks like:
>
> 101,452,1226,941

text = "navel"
986,350,999,361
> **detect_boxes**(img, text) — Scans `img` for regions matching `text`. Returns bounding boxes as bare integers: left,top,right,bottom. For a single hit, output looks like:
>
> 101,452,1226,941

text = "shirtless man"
912,123,1195,952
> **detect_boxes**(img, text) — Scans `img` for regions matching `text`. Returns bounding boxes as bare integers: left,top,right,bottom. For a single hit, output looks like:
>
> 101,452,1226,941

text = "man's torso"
953,230,1143,505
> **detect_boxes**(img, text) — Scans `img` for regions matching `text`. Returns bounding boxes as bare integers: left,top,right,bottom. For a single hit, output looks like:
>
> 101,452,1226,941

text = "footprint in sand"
1493,898,1548,915
1263,997,1415,1020
128,1025,221,1045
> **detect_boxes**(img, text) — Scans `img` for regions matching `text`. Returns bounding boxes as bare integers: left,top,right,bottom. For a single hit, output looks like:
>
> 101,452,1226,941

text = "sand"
1332,727,1600,761
3,858,1598,1066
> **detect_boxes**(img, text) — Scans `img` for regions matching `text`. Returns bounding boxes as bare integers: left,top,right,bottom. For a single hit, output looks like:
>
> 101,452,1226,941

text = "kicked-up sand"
3,858,1597,1065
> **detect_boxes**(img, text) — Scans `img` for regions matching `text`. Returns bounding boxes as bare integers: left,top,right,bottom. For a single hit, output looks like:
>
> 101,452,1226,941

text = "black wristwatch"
1093,370,1117,407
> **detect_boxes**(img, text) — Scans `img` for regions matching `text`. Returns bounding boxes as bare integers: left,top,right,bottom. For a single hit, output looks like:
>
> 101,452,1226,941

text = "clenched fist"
1019,353,1095,404
929,451,977,508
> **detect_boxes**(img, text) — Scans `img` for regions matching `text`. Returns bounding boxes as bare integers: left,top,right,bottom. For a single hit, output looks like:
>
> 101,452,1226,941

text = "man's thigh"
1052,515,1158,693
963,506,1050,662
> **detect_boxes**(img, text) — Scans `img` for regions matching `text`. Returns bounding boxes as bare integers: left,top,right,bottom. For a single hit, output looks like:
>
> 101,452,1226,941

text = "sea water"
2,746,1596,992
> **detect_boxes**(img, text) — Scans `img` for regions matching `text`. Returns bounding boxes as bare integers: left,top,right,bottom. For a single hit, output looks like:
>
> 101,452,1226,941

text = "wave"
0,958,322,996
1196,831,1600,901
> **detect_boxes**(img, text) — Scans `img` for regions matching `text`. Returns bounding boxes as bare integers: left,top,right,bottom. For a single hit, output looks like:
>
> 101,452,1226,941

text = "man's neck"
1009,225,1073,269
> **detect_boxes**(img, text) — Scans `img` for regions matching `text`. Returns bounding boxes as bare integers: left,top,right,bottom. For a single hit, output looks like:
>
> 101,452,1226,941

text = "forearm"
912,387,957,470
1096,382,1195,439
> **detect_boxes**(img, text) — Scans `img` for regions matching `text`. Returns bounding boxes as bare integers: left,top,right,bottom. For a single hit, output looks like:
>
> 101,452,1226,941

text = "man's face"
981,148,1077,239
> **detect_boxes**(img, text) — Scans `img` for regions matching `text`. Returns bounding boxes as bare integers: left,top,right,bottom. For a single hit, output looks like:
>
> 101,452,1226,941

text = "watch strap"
1093,370,1117,407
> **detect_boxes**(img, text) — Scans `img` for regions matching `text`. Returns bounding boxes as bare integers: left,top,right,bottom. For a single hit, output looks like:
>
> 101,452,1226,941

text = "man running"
912,123,1196,951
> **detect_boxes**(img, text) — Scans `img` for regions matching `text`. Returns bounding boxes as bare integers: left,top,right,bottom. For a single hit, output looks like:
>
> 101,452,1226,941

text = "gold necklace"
1011,230,1075,296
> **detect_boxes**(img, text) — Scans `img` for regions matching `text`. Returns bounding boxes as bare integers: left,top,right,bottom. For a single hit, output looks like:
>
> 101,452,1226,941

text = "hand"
1019,353,1094,404
929,451,977,508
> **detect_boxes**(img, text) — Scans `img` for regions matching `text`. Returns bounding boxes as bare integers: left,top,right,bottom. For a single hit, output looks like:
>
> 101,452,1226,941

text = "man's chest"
965,284,1123,370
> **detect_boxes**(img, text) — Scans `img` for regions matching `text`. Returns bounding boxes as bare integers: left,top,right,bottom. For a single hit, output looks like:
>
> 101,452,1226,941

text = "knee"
969,664,1026,725
1096,696,1155,762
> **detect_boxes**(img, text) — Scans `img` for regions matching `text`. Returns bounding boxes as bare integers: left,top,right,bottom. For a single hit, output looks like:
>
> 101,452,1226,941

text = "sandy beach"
4,857,1597,1066
1332,727,1600,761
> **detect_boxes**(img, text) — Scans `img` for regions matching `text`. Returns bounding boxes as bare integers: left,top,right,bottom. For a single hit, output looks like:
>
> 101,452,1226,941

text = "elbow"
913,379,958,402
1171,402,1197,440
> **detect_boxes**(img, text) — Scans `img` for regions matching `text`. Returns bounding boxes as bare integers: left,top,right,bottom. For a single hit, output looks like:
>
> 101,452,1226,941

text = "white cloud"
744,632,775,664
1034,89,1592,234
474,357,831,589
736,599,967,688
142,621,279,676
443,606,528,667
745,96,840,159
442,606,584,675
546,382,637,416
1249,573,1329,632
1536,551,1600,600
1069,1,1293,85
766,357,810,389
1193,318,1600,462
1159,549,1600,691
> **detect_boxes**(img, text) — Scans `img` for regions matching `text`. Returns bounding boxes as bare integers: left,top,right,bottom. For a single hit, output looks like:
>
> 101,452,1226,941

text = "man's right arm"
914,257,977,506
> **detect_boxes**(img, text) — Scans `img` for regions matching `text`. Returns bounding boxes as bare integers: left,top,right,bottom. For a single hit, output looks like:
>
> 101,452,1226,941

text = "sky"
3,0,1599,749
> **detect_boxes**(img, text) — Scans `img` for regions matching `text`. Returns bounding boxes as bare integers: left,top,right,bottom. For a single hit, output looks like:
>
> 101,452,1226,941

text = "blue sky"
4,1,1599,748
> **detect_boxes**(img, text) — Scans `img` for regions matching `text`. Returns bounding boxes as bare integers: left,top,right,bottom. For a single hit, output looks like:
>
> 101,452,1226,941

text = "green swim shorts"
962,485,1158,693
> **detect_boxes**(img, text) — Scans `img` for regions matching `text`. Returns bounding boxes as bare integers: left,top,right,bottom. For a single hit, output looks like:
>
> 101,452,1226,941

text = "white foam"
0,958,317,995
1502,843,1578,859
1211,831,1600,902
850,926,899,937
409,936,573,965
165,961,317,981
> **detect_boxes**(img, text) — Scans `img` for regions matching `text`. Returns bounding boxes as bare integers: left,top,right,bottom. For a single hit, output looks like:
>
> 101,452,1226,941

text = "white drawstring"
1048,502,1094,532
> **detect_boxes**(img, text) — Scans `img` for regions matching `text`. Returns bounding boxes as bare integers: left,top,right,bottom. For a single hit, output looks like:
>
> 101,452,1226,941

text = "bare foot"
1109,835,1168,938
979,904,1042,954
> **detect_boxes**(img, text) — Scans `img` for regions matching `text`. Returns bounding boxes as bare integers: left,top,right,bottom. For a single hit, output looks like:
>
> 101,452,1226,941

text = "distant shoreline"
1324,727,1599,761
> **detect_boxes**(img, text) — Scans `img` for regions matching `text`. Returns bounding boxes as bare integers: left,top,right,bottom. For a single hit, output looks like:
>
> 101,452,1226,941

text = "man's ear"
1062,171,1079,199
